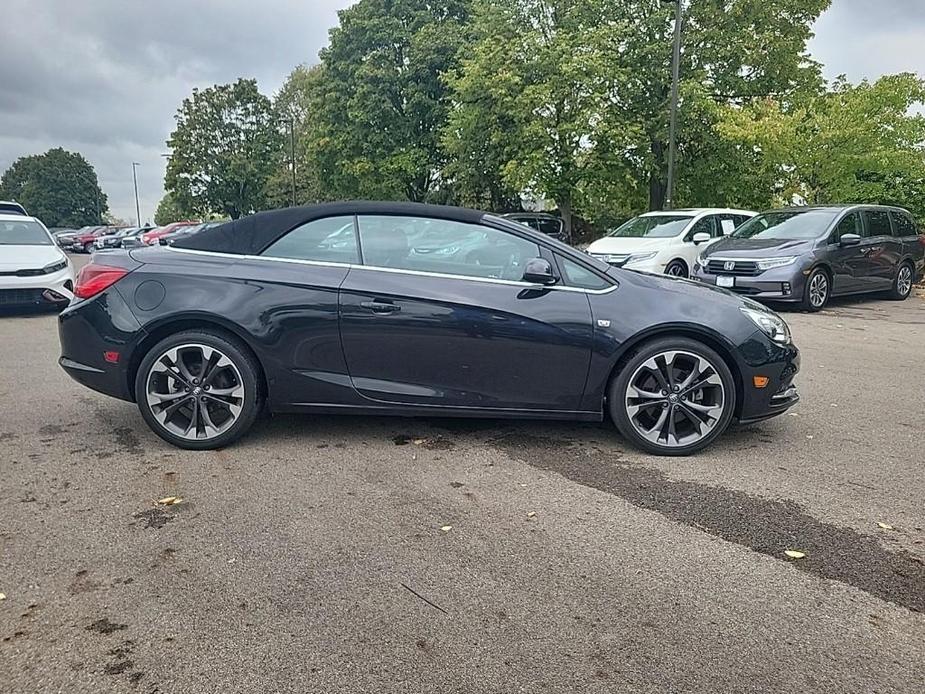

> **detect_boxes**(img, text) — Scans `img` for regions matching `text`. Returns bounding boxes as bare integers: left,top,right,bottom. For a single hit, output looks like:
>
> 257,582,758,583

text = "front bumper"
692,264,807,302
736,338,801,423
0,267,76,307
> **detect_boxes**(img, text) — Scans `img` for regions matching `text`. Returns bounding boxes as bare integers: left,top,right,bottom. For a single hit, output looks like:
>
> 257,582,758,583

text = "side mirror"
839,233,861,247
692,232,711,245
522,257,557,285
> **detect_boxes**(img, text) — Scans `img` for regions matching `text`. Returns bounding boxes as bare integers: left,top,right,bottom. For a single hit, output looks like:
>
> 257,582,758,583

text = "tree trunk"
559,196,573,244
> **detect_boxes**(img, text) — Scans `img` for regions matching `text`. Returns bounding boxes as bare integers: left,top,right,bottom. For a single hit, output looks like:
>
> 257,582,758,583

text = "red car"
73,226,121,253
141,221,199,245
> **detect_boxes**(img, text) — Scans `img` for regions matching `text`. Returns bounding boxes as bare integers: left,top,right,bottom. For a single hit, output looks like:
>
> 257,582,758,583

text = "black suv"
693,205,924,310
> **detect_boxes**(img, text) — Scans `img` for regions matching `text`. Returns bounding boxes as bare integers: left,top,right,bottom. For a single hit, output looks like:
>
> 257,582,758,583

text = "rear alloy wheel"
665,260,688,278
801,268,829,311
135,331,262,450
889,263,914,301
609,338,736,456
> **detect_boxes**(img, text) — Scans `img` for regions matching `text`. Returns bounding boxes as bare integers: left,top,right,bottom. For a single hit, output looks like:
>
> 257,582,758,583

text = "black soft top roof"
172,201,488,255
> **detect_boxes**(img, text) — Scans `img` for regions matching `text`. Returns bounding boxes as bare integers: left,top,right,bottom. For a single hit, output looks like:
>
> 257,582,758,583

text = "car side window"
863,210,893,238
261,216,359,264
685,216,715,241
536,218,564,236
831,212,861,243
357,216,540,282
557,255,611,290
890,211,918,237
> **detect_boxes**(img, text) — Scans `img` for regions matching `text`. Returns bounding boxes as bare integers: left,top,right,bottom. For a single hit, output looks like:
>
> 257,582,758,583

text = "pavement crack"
492,433,925,613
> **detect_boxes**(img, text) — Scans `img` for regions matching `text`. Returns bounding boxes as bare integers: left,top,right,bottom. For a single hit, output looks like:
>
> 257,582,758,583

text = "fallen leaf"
157,496,182,506
440,525,453,533
412,438,427,445
0,593,6,601
788,412,799,417
877,522,894,531
784,550,806,559
527,511,536,518
806,435,814,440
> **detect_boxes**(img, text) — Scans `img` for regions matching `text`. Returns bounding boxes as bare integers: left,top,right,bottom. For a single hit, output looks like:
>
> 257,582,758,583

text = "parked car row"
584,205,923,310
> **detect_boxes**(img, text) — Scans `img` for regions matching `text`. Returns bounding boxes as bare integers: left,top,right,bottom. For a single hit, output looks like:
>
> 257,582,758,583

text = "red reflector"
103,351,120,364
74,263,129,299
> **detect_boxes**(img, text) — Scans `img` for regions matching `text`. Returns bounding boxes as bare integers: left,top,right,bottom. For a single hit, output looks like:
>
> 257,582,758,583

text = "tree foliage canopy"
165,78,282,219
0,147,107,227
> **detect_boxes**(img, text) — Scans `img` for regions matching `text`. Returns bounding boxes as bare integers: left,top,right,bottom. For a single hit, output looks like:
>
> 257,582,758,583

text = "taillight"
74,263,129,299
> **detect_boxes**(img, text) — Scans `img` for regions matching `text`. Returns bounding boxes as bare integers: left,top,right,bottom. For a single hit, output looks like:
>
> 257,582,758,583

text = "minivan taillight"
74,263,129,299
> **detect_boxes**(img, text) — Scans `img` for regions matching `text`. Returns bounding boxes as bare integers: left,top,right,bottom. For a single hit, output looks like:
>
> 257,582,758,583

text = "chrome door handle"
360,300,401,314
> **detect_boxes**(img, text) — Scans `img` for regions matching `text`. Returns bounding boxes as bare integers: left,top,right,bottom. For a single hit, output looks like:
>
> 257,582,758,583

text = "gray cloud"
2,1,923,223
809,1,925,82
0,0,351,224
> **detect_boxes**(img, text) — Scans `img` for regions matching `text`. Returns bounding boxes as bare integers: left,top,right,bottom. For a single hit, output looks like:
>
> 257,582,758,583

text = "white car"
586,208,756,278
0,213,76,309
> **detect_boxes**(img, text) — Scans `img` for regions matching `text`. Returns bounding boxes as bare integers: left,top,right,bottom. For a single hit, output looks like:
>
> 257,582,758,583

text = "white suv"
0,213,76,309
586,208,756,278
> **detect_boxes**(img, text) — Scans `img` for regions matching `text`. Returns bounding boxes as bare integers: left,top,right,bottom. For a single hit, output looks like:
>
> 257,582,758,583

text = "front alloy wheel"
665,260,688,278
609,338,736,455
802,268,829,311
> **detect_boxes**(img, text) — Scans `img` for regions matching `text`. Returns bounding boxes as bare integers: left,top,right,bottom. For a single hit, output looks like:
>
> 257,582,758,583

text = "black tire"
608,337,736,456
83,242,95,253
800,267,829,312
134,329,263,450
664,259,688,278
888,262,915,301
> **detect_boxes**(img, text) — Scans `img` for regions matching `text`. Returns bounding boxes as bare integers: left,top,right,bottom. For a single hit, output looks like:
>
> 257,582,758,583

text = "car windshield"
0,220,52,246
607,215,693,238
732,210,840,240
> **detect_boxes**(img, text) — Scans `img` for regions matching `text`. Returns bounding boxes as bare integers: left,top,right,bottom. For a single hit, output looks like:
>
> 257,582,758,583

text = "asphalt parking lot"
2,255,924,693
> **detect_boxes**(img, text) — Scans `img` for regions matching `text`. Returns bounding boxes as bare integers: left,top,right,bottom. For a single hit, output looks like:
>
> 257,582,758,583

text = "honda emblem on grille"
723,261,735,271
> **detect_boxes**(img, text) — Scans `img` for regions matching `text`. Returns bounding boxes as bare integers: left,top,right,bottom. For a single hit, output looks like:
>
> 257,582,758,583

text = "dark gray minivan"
693,205,924,311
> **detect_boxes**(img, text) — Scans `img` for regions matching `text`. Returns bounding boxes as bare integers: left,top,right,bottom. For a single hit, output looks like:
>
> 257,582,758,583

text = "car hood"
0,245,66,271
704,237,816,258
586,236,671,255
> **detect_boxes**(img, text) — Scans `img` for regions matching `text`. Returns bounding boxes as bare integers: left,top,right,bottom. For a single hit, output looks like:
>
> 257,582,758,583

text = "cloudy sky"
1,0,923,224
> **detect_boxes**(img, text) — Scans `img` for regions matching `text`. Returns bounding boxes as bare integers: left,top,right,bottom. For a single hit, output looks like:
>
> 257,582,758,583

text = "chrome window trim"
168,246,618,295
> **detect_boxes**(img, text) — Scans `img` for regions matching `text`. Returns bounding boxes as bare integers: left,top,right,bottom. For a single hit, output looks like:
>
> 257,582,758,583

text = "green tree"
0,148,108,227
717,73,925,218
165,78,283,219
307,0,473,202
266,65,328,208
445,0,638,238
154,192,186,225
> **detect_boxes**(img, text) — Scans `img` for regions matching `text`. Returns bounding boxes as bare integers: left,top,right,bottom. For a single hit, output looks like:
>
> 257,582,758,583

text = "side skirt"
272,402,603,422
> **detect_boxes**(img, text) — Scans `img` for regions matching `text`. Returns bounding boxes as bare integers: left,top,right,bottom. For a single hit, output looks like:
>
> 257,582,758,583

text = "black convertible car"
59,202,800,455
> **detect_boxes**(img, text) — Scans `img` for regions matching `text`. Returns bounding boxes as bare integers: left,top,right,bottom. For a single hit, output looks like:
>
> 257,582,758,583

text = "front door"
339,215,594,412
827,211,868,294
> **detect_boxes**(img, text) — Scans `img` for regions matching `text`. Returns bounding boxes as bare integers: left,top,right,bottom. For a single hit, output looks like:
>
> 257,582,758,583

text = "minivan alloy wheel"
897,265,913,298
145,344,245,440
624,350,726,448
808,272,828,308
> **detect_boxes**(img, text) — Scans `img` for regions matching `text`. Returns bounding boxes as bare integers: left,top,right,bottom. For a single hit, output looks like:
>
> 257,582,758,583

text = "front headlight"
43,260,68,274
740,306,791,345
695,253,707,267
756,256,798,271
625,251,658,264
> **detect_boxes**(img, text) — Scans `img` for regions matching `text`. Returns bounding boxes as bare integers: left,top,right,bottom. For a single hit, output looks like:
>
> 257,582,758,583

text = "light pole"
664,0,683,210
131,162,141,227
284,116,296,207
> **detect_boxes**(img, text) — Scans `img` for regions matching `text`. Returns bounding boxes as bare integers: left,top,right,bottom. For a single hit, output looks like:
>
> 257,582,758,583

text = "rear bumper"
58,288,142,402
